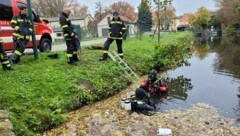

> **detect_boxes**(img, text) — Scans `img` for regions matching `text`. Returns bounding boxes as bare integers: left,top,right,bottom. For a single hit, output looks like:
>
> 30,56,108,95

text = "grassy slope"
0,32,192,135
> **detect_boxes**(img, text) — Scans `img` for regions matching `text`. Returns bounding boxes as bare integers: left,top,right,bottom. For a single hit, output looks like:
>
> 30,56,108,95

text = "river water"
157,36,240,123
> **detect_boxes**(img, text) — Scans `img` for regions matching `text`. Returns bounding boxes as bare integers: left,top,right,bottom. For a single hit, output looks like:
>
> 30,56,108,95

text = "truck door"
0,0,14,50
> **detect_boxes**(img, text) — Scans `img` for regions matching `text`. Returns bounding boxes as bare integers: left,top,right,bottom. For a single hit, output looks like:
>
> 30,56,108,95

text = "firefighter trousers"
10,39,28,64
103,38,123,54
0,42,12,70
65,37,79,64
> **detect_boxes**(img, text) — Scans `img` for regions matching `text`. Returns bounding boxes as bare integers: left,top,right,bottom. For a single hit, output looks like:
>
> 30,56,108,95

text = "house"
151,13,190,31
46,14,94,40
97,13,137,37
172,14,190,31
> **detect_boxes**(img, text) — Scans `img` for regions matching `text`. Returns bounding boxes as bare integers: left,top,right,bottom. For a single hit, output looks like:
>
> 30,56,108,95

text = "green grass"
0,31,192,135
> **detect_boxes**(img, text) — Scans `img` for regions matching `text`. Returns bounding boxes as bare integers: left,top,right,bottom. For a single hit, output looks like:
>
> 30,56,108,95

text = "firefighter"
0,38,12,71
140,69,168,94
59,8,80,65
99,10,127,61
10,5,32,64
131,87,155,112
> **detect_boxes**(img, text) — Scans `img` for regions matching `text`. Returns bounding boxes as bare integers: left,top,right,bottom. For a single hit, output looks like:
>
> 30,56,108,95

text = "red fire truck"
0,0,54,52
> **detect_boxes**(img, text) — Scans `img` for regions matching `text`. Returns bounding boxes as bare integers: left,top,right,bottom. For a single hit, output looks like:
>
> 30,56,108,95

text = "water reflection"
153,75,193,104
191,36,222,60
213,36,240,79
166,76,193,101
156,36,240,123
192,36,240,79
193,36,240,123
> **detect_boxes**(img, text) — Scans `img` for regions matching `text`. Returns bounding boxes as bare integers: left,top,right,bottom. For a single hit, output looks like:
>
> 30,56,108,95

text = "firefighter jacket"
108,17,126,40
11,14,32,41
59,12,75,38
0,38,7,57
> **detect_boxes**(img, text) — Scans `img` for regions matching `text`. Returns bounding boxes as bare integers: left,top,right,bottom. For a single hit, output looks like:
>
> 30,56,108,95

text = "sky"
79,0,218,16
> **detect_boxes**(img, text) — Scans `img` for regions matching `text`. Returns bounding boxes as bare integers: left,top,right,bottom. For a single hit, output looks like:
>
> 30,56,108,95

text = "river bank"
45,82,240,136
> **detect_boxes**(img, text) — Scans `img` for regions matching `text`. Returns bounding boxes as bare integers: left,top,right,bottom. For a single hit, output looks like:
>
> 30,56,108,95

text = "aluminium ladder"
108,51,139,83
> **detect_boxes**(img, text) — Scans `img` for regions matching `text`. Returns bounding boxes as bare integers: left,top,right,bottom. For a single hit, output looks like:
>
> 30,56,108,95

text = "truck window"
0,0,13,20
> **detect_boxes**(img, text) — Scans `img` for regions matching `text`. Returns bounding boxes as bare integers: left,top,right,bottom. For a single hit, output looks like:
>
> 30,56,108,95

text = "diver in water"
140,69,168,94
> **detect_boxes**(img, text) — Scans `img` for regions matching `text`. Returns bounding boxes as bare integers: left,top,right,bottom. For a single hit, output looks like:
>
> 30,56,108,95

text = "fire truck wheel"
39,38,52,52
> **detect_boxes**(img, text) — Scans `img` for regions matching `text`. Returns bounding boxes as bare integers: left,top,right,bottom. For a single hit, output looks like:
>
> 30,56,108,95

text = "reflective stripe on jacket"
59,12,74,38
108,17,126,39
10,14,32,40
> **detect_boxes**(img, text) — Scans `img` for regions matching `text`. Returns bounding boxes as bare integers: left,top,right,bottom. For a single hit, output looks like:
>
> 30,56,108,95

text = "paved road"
51,38,106,52
21,38,106,53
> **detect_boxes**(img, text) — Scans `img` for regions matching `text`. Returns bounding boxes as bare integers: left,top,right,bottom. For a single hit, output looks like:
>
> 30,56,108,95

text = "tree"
214,0,240,26
188,13,196,27
32,0,68,17
137,0,152,33
95,1,105,21
208,14,221,29
107,1,137,21
152,5,176,30
188,7,211,30
70,1,89,15
31,0,89,17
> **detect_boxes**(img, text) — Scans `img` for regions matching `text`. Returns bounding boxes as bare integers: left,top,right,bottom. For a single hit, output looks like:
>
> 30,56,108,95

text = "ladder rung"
108,51,139,82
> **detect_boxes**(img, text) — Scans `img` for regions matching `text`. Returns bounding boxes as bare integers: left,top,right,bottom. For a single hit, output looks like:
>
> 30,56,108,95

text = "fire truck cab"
0,0,54,52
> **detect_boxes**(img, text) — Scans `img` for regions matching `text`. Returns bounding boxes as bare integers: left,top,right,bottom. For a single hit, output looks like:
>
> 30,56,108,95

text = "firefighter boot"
118,53,123,59
67,57,77,65
1,59,13,71
99,53,108,61
73,54,79,62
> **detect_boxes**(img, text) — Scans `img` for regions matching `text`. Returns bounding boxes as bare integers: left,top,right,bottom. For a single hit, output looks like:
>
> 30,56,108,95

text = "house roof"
47,14,93,22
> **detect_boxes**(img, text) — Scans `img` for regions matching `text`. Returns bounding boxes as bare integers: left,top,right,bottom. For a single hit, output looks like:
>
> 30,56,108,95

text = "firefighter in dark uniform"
0,37,12,71
10,5,32,64
99,11,127,61
132,87,155,112
59,8,79,65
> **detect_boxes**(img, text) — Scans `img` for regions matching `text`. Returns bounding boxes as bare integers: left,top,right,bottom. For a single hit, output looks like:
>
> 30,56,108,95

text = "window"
0,0,13,20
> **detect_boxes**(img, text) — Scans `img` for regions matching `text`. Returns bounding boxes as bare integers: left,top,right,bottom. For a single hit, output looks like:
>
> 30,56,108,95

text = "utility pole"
27,0,38,60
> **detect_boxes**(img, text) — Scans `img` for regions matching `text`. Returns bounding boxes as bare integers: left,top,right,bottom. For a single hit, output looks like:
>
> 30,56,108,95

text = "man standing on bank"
59,8,79,65
10,5,32,64
99,10,126,61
